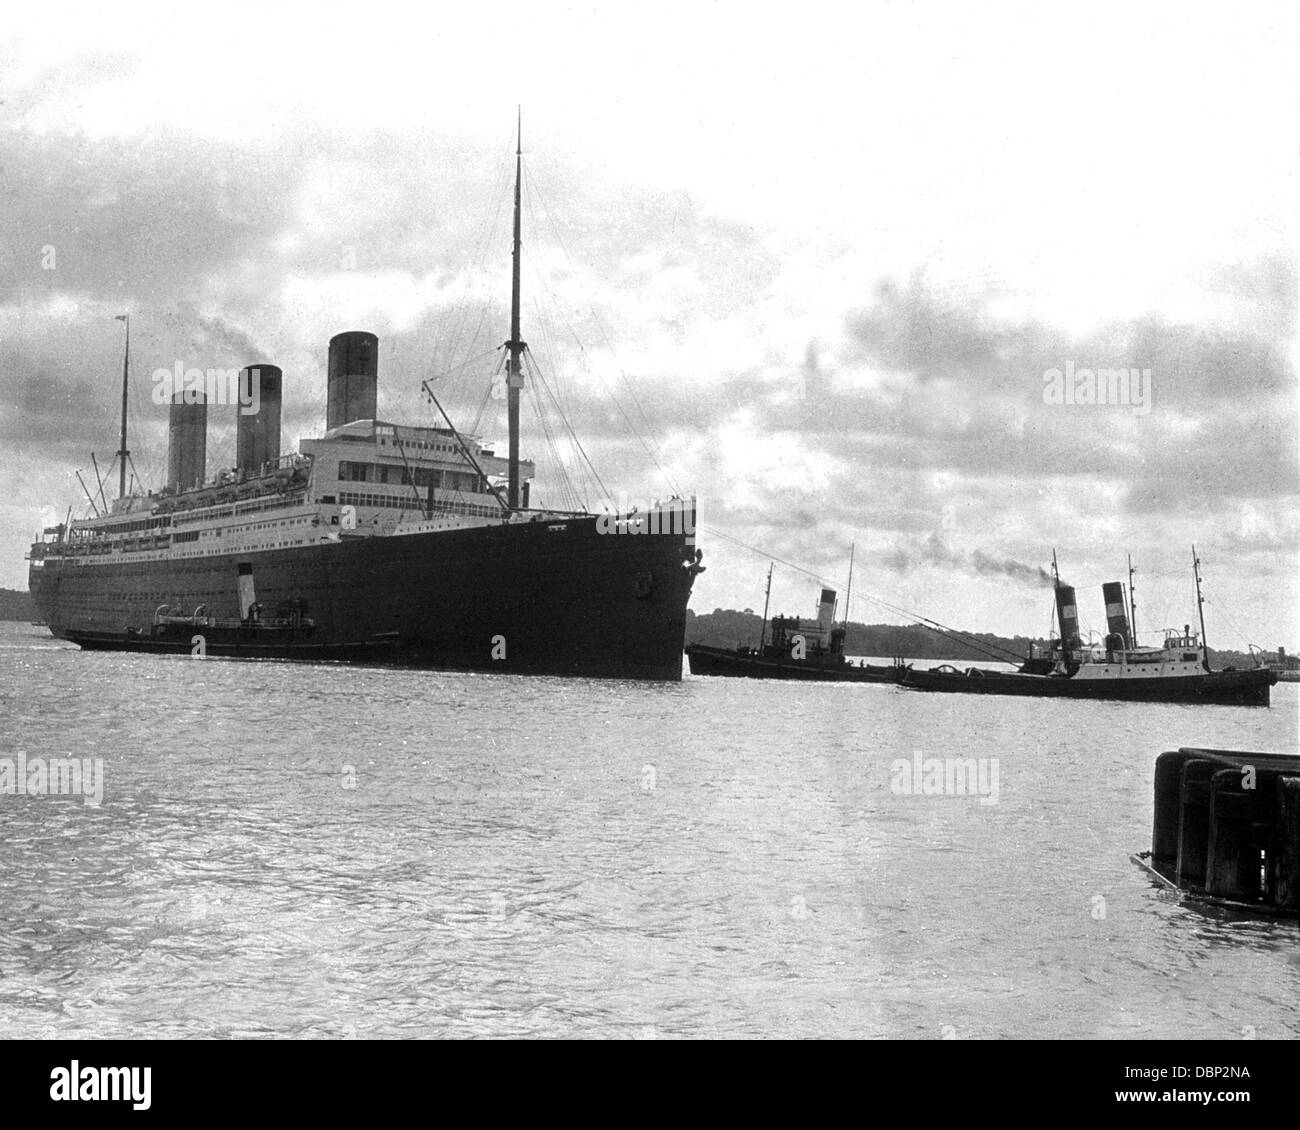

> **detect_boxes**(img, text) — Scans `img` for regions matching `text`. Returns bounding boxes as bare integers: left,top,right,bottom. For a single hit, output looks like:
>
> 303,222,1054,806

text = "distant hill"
0,588,36,621
685,607,1274,670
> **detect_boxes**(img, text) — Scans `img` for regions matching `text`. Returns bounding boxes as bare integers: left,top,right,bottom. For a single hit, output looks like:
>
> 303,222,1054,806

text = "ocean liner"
27,128,704,680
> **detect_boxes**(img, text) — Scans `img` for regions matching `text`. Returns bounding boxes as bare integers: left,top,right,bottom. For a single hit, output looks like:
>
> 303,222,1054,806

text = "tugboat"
900,549,1277,706
64,595,393,661
685,552,909,682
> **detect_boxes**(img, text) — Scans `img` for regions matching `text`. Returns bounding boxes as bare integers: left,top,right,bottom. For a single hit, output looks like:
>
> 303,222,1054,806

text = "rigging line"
525,351,592,500
698,525,839,591
522,351,586,510
520,178,582,431
436,151,513,400
521,186,662,503
699,524,1027,664
523,266,678,498
834,599,1022,665
430,346,504,384
468,358,502,438
523,165,681,498
525,350,608,503
575,290,680,495
569,325,681,497
524,370,577,511
392,438,430,515
518,177,579,430
526,264,569,422
520,276,587,488
420,380,509,512
1202,594,1251,649
126,454,143,498
585,301,681,493
445,280,503,416
532,380,583,511
837,583,1024,664
123,363,155,490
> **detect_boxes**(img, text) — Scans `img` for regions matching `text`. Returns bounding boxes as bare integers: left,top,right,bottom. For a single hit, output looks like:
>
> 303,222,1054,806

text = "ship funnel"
167,392,207,492
326,331,378,430
236,364,283,475
817,588,837,632
1054,584,1080,651
1101,581,1131,649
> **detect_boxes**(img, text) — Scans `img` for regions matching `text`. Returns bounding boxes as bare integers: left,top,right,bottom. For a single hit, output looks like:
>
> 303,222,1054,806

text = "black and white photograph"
1,0,1296,1089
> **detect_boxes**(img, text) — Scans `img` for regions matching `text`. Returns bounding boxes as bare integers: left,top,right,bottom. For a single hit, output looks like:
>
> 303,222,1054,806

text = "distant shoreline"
0,588,37,621
2,591,1281,669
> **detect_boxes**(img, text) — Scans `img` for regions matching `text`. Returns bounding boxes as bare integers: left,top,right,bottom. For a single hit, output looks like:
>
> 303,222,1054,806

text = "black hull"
685,643,904,683
31,515,699,681
899,665,1275,706
63,626,389,663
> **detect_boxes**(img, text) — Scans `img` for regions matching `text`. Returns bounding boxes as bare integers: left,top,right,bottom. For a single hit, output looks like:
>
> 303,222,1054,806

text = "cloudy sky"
2,1,1296,648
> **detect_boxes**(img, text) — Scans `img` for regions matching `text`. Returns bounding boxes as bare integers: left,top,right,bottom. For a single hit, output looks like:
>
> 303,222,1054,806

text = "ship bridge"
300,419,534,527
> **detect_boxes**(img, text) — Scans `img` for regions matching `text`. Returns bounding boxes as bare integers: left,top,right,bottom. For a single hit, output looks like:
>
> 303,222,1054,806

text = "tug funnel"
1102,581,1131,649
1055,584,1080,651
817,588,837,632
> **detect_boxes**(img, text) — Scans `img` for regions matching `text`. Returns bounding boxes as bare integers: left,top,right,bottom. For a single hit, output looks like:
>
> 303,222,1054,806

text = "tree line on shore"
0,588,36,620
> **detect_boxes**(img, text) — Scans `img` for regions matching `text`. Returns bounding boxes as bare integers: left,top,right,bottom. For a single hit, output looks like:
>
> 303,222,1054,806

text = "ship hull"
684,643,904,683
899,665,1275,706
61,625,388,663
30,514,699,681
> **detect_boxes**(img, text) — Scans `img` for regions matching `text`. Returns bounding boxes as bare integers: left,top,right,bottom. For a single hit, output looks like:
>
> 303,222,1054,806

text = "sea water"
1,622,1296,1038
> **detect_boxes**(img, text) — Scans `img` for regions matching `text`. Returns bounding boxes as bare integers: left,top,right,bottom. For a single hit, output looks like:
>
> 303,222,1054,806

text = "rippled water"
1,621,1297,1039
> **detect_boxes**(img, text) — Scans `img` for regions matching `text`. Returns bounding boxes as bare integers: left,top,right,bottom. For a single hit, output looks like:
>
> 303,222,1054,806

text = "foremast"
844,541,855,634
1192,544,1209,669
758,562,773,649
506,109,525,512
116,313,130,499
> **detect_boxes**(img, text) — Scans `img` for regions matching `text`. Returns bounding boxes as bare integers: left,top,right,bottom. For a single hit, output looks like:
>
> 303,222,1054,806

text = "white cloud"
2,1,1296,647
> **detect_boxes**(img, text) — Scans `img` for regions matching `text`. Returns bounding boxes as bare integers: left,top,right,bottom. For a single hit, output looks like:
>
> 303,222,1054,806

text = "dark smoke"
196,315,271,366
970,549,1054,586
882,534,1053,586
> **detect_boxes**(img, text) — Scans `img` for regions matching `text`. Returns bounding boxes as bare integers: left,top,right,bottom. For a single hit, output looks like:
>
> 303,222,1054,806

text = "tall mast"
759,562,773,648
1127,554,1137,645
1192,544,1208,655
116,314,130,499
843,541,855,631
506,108,525,512
1050,547,1067,659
